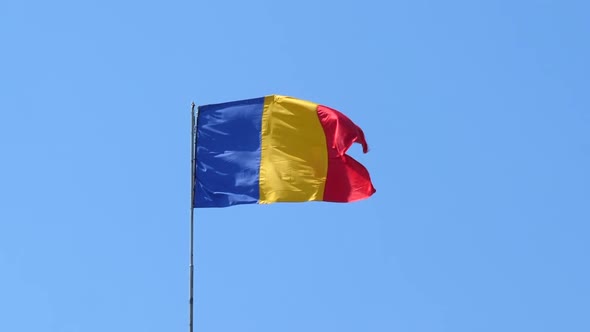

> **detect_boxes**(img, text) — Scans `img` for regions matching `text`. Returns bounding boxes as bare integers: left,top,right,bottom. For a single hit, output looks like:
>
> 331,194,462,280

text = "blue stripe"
194,97,264,207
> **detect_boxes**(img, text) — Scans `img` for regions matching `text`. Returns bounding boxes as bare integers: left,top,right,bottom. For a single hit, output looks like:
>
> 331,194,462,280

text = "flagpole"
189,101,196,332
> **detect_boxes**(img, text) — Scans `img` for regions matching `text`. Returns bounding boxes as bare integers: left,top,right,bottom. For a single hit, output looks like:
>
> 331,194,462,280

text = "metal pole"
189,102,196,332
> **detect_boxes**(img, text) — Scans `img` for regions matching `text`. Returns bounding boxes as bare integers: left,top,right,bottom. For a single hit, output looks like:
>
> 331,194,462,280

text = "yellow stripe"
259,95,328,203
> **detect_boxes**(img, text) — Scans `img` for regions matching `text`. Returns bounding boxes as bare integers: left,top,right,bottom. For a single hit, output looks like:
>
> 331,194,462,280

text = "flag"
193,95,375,208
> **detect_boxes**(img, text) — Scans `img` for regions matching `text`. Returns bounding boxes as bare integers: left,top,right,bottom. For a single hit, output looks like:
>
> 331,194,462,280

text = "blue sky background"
1,0,589,331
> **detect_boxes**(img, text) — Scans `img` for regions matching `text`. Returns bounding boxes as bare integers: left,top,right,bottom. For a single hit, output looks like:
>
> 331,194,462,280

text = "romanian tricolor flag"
193,95,375,208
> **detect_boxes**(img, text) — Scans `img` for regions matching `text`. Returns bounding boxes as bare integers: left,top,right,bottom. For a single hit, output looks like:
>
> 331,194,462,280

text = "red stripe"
317,105,376,202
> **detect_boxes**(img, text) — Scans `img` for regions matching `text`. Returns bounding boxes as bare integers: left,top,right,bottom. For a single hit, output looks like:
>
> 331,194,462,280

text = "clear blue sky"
1,0,589,331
